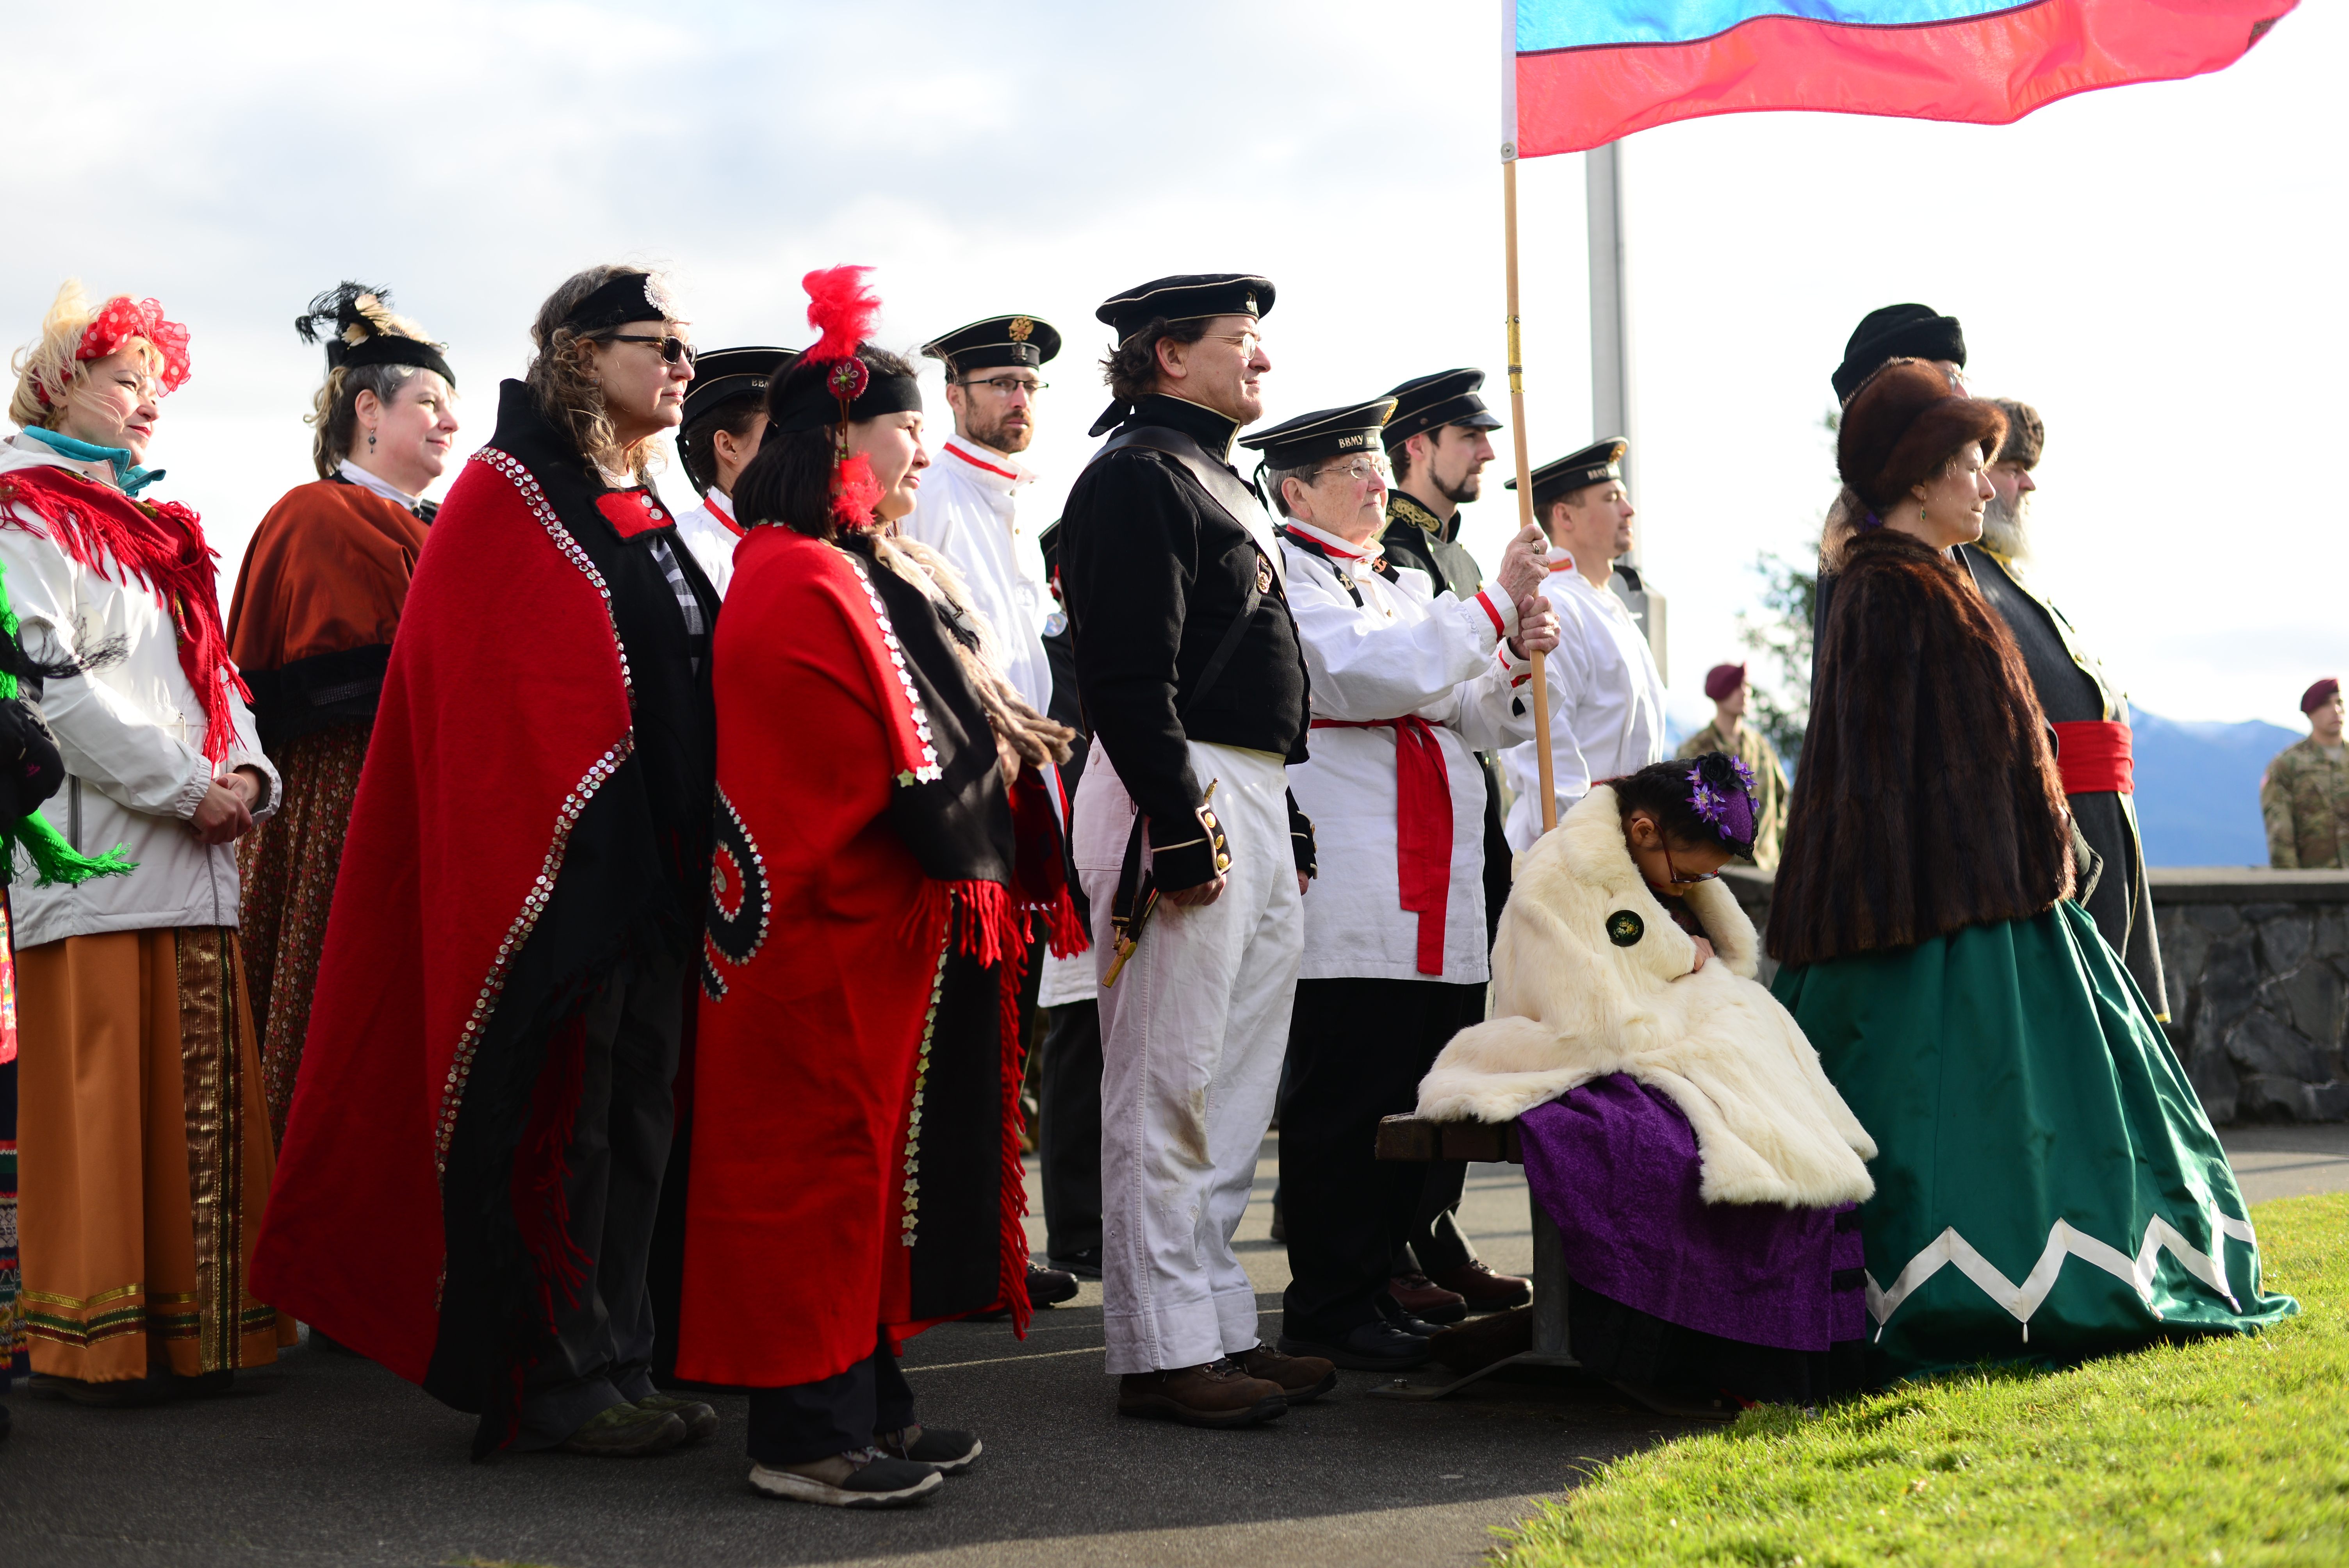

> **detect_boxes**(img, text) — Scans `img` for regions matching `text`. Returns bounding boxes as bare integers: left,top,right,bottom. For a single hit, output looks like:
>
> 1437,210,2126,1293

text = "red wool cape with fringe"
250,449,638,1385
677,524,1077,1388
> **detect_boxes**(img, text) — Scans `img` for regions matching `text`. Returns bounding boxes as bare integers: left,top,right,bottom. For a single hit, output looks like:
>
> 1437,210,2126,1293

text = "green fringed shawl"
0,558,133,887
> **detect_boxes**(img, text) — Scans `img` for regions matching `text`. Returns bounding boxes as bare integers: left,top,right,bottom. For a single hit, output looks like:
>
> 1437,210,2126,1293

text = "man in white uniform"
1241,400,1558,1371
900,314,1060,713
1500,438,1668,850
672,345,795,597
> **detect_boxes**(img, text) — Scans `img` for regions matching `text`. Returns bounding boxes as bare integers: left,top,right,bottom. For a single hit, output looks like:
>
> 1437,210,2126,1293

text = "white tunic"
1501,548,1669,851
1280,520,1543,985
673,488,742,598
897,437,1052,713
0,437,280,948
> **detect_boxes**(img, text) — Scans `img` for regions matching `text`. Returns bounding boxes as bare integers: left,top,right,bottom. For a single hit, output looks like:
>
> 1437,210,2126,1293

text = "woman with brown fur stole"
1768,361,2291,1383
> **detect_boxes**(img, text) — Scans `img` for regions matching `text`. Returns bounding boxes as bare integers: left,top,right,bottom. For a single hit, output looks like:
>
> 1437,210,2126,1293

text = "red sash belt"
2051,720,2134,796
1312,716,1453,975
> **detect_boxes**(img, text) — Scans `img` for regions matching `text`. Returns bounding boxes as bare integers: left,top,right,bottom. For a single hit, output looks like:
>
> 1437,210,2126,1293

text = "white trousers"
1073,738,1303,1375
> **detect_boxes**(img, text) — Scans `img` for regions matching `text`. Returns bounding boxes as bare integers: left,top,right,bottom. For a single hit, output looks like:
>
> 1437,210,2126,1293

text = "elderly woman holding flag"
1245,398,1558,1373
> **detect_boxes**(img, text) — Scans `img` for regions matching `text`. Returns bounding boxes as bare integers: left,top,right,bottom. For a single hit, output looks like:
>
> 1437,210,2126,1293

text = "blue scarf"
16,425,166,497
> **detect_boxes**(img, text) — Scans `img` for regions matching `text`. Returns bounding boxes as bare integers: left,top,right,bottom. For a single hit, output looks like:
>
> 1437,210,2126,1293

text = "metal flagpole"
1501,150,1558,836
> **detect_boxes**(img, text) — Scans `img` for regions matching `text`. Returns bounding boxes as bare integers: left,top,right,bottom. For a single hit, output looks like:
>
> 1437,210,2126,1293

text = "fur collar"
1419,787,1875,1208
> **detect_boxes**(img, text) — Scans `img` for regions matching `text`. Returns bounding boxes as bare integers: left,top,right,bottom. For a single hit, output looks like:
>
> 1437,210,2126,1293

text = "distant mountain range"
2126,706,2301,868
1663,702,2301,867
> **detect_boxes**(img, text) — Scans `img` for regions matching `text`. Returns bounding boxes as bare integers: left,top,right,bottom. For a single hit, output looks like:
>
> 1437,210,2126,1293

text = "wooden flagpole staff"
1501,151,1559,836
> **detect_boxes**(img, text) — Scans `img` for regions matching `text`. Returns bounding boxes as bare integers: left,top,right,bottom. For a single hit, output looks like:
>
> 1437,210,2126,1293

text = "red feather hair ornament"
829,452,883,531
802,265,880,366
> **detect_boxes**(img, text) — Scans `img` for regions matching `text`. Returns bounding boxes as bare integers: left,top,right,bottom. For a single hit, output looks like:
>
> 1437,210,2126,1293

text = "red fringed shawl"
0,465,248,763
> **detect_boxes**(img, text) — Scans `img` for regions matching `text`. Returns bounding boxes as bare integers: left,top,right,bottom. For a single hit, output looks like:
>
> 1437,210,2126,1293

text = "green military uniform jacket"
2262,737,2349,869
1676,720,1789,870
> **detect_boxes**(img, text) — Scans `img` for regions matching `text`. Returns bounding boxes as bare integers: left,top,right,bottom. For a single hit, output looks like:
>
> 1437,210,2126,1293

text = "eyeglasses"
956,376,1047,395
602,333,697,366
1212,330,1265,357
1662,847,1721,885
1315,455,1393,485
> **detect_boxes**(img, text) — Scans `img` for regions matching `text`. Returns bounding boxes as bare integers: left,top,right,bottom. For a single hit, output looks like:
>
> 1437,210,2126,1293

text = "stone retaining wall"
1717,866,2349,1124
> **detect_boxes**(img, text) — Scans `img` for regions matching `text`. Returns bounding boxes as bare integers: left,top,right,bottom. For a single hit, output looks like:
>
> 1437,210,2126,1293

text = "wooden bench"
1368,1114,1579,1399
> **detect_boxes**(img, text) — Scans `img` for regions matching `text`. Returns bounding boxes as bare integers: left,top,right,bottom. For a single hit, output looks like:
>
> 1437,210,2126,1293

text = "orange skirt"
15,927,295,1381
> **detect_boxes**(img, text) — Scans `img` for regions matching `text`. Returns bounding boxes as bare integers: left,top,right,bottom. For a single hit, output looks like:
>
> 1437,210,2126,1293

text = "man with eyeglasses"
904,315,1062,715
1373,368,1535,1324
1060,273,1332,1429
1245,399,1558,1373
1499,438,1669,850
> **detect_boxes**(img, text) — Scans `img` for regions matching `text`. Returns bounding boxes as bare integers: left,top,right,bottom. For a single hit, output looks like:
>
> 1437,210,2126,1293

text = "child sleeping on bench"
1416,754,1877,1415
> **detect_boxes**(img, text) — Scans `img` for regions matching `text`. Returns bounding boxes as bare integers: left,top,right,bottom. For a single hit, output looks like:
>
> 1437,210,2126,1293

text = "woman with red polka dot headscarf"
2,280,291,1408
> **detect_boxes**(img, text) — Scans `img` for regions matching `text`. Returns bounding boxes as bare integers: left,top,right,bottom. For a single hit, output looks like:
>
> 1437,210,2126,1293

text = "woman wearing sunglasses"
256,265,725,1461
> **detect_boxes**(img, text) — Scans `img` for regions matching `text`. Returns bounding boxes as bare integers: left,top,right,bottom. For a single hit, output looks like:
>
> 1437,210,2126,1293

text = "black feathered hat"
296,283,454,387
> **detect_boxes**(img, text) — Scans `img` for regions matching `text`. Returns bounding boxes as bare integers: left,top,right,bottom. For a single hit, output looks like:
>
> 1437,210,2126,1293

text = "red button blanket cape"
677,525,1075,1388
251,446,637,1386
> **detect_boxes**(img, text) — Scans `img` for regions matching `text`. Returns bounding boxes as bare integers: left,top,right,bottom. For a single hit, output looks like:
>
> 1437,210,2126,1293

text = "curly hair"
524,265,673,479
7,281,166,431
1100,315,1212,404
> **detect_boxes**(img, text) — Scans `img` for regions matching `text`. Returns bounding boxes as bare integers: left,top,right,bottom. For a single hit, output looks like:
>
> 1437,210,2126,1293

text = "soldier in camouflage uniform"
2263,677,2348,869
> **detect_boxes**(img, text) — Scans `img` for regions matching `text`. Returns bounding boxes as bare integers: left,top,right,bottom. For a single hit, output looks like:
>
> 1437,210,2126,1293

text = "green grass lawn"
1498,1192,2347,1567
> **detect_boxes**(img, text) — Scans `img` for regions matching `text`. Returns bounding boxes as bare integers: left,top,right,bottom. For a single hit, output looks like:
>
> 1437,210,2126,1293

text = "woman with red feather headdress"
677,267,1082,1509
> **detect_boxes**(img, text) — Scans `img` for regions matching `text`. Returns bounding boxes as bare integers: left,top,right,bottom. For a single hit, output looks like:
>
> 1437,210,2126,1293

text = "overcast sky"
4,0,2338,728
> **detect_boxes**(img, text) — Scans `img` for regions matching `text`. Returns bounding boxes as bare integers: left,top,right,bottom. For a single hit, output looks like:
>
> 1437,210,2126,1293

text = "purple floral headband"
1689,755,1759,850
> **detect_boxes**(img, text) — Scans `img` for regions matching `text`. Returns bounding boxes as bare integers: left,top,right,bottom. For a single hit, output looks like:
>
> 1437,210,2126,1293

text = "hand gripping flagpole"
1501,147,1558,836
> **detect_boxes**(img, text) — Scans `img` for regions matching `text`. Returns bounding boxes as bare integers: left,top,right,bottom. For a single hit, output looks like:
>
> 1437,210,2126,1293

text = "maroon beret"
2304,678,2341,713
1704,663,1747,702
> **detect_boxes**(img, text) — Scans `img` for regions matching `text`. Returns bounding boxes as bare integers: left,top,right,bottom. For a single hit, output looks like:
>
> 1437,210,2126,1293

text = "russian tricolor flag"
1507,0,2297,157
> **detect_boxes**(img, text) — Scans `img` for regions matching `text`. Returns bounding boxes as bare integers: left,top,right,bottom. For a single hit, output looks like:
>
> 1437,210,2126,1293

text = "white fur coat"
1415,786,1877,1208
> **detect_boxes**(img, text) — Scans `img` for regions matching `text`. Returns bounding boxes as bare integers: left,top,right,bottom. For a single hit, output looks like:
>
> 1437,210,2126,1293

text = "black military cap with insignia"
681,345,798,428
1505,437,1628,508
923,314,1062,374
1095,273,1274,346
1239,396,1398,468
1381,367,1504,447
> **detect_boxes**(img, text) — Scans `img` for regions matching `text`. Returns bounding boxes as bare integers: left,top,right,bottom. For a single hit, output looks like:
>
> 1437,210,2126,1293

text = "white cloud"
2,0,2336,726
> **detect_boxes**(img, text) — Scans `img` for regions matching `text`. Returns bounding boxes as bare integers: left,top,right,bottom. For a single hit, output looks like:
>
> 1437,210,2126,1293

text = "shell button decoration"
701,786,772,999
1605,909,1645,947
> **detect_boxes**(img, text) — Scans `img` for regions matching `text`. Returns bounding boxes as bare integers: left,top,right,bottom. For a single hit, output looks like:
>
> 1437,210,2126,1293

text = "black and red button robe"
677,523,1078,1389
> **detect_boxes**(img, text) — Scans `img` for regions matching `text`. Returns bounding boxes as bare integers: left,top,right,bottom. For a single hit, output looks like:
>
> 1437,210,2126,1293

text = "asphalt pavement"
5,1125,2340,1567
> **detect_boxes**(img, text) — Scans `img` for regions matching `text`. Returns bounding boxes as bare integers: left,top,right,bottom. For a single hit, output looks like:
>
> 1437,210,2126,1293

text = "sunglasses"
603,332,697,367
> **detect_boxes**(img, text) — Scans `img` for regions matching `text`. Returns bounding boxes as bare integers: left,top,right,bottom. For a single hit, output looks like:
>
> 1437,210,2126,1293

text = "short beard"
1437,466,1482,506
964,413,1032,455
1980,491,2030,560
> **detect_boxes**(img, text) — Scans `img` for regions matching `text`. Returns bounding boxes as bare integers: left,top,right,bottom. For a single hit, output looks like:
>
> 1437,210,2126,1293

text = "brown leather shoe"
1429,1259,1532,1312
1117,1360,1288,1428
1234,1342,1337,1405
1388,1272,1469,1325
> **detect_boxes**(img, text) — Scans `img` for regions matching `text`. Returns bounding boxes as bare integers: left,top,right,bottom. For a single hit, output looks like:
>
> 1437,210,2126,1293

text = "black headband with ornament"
766,267,922,530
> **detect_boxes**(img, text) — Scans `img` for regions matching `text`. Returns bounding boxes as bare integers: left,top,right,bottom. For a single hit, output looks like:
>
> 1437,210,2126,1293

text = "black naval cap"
681,345,797,428
1505,437,1628,504
1381,368,1503,447
1832,303,1965,403
1096,274,1274,346
1239,396,1399,467
925,314,1062,374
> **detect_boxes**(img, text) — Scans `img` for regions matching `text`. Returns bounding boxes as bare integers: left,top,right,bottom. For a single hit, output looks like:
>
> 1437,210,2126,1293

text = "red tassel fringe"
512,1015,593,1325
993,927,1034,1340
802,265,880,363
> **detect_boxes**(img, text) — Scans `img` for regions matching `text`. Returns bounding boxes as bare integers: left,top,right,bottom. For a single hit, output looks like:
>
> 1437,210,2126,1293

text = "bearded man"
1956,399,2167,1013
